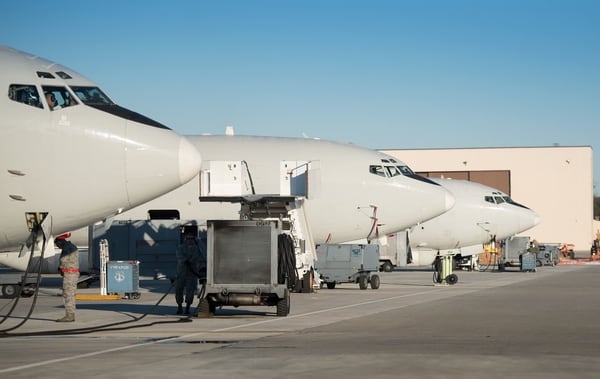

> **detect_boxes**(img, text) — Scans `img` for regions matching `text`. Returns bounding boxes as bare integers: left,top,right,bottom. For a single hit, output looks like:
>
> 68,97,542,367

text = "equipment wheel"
358,275,368,290
2,284,18,298
276,289,290,317
21,284,35,297
326,282,336,289
536,260,543,267
381,261,393,272
446,273,459,285
370,274,380,290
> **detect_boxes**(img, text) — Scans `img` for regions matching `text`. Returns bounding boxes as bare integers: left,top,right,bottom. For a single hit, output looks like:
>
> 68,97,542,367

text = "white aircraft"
0,45,202,252
375,177,540,270
411,178,540,249
188,135,455,243
0,135,455,278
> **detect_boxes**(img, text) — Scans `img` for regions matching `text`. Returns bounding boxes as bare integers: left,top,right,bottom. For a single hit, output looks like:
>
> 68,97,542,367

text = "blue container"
520,252,536,272
107,261,139,293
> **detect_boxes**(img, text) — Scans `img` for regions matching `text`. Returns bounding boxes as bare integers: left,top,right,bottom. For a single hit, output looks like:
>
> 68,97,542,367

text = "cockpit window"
369,165,386,177
370,162,440,186
69,85,170,129
385,165,402,177
55,71,72,79
484,195,506,204
37,71,55,79
485,193,529,209
8,84,42,108
371,163,415,178
42,86,78,110
70,86,113,105
397,165,415,175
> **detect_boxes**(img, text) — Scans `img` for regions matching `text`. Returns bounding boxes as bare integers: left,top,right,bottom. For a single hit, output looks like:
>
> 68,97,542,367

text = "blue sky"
3,1,599,190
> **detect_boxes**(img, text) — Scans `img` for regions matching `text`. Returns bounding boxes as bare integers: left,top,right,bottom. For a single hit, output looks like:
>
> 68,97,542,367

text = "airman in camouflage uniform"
55,235,79,322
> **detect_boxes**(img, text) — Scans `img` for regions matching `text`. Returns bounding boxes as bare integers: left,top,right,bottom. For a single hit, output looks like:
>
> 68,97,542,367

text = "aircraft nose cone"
124,126,202,210
530,212,541,228
410,183,456,226
517,209,540,233
178,137,202,184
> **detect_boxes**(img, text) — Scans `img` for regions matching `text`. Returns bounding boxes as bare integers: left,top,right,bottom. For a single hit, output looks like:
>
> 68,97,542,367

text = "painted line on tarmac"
0,289,437,374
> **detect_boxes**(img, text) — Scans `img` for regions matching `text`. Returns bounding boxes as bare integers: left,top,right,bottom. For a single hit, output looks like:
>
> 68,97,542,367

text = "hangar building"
379,146,594,253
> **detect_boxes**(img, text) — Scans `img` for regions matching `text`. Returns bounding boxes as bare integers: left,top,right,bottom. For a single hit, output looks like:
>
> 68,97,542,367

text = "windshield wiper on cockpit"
70,85,170,130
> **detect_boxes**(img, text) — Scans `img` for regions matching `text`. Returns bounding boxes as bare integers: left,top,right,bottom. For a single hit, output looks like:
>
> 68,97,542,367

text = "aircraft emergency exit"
0,45,202,251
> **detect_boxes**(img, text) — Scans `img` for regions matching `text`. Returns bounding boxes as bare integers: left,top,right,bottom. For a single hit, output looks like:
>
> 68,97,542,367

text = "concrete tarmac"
1,263,599,378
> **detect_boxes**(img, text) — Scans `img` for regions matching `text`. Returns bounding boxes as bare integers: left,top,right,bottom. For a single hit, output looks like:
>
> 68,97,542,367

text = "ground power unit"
315,244,380,290
198,220,291,317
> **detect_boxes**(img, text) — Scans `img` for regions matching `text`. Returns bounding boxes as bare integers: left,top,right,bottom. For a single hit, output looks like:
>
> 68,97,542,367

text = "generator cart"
315,244,380,290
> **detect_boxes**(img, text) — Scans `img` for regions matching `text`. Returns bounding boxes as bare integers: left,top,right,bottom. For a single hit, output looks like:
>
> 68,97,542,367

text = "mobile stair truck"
196,160,319,317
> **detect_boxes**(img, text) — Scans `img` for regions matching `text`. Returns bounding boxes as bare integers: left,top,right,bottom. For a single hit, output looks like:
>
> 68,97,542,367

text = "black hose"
278,233,298,290
0,225,47,331
432,256,442,284
0,280,186,338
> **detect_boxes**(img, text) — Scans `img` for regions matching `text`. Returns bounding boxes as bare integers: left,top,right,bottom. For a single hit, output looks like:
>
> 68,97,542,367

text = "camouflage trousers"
62,272,79,315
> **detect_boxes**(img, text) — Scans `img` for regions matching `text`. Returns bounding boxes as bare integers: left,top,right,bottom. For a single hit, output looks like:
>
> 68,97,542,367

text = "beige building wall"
380,146,594,252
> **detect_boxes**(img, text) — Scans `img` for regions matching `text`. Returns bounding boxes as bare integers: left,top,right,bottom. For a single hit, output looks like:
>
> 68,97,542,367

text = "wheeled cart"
0,273,37,298
537,243,560,266
106,261,141,299
433,255,459,285
315,244,380,290
198,220,291,317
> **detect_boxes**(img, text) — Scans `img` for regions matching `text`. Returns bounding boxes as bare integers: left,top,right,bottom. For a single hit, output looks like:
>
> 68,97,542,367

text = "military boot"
176,304,183,315
56,313,75,322
184,304,191,315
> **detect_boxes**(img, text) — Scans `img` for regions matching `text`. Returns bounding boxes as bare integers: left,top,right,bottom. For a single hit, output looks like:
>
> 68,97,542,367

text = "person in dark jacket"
175,233,203,315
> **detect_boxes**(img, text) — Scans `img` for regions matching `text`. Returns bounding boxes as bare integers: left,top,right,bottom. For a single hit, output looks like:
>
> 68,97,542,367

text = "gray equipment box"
315,244,381,290
520,252,537,272
537,243,560,266
500,236,530,269
199,220,290,317
107,261,140,298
